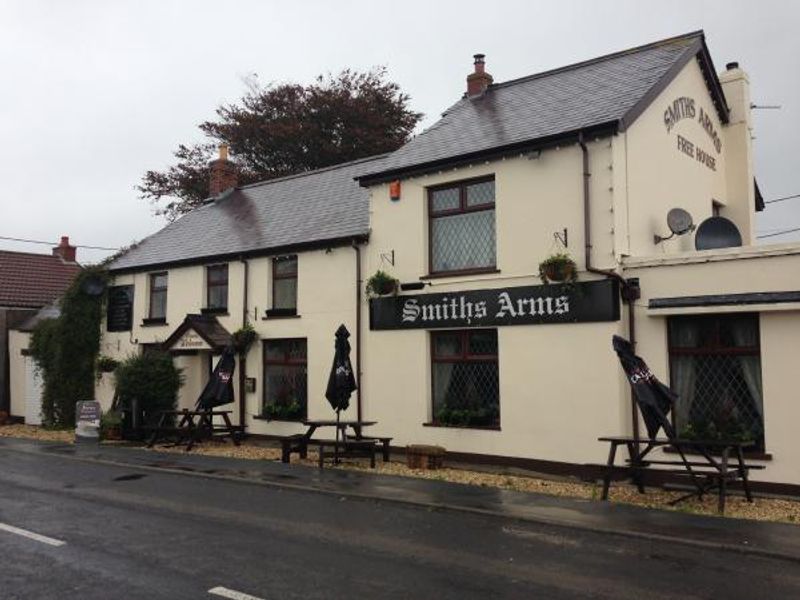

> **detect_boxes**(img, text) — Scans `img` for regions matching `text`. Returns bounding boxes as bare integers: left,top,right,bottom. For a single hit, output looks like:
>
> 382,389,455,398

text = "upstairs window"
272,255,298,313
206,264,228,310
429,177,496,275
668,314,764,450
148,272,168,320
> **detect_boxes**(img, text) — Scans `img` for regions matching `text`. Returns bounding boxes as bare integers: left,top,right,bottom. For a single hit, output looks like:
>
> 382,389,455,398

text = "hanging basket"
538,254,578,285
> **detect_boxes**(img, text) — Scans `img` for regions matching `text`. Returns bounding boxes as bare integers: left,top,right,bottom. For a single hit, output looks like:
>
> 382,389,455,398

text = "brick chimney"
52,236,76,262
467,53,493,97
209,143,238,197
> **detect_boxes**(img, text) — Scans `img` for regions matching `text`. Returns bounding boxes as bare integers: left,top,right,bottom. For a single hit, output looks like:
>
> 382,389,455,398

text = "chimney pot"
52,235,77,262
467,53,493,97
726,61,739,71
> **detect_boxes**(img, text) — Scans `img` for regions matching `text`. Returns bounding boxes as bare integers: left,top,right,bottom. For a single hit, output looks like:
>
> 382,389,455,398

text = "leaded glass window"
668,314,764,450
432,329,499,428
429,177,496,274
263,339,307,421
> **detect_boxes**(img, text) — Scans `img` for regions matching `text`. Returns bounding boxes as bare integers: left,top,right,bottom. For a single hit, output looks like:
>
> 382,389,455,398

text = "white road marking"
0,522,66,547
208,586,265,600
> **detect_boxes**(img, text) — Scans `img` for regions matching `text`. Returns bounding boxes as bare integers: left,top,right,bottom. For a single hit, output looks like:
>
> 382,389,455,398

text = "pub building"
99,31,800,492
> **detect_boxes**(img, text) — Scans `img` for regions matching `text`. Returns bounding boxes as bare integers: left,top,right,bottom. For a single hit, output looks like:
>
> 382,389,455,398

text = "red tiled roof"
0,250,81,308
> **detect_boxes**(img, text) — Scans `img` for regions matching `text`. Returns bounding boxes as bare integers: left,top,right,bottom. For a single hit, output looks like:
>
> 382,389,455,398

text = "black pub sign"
370,279,620,330
106,285,134,332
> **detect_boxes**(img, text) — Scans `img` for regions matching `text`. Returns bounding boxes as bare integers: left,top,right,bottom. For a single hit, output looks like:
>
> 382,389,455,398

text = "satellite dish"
695,216,743,251
654,207,695,244
667,208,694,235
81,275,107,297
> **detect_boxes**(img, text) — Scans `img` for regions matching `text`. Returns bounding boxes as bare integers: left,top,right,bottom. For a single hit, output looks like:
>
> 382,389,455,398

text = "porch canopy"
162,314,232,354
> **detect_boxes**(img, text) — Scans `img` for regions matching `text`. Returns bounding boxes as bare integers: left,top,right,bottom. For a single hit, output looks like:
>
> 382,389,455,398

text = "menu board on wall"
106,285,134,332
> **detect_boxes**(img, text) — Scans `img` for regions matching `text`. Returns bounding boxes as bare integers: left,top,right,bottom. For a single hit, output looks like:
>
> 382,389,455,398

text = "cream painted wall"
99,245,361,434
623,60,738,256
361,142,632,463
625,245,800,484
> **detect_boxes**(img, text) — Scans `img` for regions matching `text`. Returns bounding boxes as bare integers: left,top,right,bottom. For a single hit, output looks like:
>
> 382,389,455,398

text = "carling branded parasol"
325,324,357,415
612,335,676,439
196,346,236,409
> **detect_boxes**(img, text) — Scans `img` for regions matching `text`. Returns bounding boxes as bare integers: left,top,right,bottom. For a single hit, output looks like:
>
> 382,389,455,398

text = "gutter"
239,255,248,431
352,241,363,422
578,132,641,443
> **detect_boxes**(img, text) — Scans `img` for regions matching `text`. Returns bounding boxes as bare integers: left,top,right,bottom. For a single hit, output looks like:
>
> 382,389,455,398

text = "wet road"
1,446,798,599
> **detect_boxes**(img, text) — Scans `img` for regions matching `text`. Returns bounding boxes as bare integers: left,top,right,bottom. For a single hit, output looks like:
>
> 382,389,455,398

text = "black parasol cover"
325,324,357,414
612,335,677,440
196,346,236,409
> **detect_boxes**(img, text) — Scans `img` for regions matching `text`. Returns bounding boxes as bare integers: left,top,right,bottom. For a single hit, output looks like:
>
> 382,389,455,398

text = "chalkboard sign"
107,285,134,332
370,279,620,330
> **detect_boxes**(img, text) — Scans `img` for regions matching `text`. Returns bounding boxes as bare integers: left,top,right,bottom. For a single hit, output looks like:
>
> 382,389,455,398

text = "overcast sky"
2,0,799,263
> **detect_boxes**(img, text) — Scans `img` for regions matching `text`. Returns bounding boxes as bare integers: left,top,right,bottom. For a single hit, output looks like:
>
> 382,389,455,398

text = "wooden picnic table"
597,436,761,514
147,409,242,451
275,419,377,465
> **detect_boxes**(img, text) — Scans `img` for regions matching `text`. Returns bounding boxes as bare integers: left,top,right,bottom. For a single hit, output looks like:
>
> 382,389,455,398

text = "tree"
139,68,423,220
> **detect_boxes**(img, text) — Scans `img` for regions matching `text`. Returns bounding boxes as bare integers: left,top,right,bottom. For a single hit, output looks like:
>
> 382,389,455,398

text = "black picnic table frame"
147,409,242,451
598,436,757,514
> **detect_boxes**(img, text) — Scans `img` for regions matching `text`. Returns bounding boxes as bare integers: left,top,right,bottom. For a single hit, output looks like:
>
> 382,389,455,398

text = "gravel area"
0,424,74,443
2,425,798,525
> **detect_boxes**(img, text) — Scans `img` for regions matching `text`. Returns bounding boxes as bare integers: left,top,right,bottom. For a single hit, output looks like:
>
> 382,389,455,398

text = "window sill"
141,318,167,327
420,268,500,280
263,309,299,319
663,446,772,461
423,422,501,431
252,415,306,423
201,307,229,316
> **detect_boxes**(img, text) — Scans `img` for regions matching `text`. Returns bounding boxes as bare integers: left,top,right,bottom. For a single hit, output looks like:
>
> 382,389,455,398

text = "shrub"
114,352,183,428
30,266,108,427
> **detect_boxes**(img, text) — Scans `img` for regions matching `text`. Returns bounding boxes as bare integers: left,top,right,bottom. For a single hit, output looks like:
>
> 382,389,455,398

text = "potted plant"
538,253,578,285
96,355,120,374
365,270,399,298
263,400,304,421
100,411,123,441
232,323,258,354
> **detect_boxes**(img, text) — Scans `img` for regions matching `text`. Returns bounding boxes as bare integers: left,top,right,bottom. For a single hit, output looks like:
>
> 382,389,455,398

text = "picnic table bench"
597,436,764,513
147,409,242,451
273,419,384,467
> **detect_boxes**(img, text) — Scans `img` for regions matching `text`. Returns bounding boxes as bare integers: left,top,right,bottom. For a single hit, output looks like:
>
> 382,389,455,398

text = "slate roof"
357,31,725,184
0,250,81,309
108,153,390,272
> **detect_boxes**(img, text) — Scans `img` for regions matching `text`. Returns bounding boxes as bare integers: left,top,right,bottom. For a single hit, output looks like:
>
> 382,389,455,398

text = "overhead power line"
757,226,800,240
0,235,120,251
765,193,800,205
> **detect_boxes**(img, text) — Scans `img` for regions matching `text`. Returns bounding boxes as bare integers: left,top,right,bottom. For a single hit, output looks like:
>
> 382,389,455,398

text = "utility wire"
0,235,120,251
765,193,800,205
757,226,800,240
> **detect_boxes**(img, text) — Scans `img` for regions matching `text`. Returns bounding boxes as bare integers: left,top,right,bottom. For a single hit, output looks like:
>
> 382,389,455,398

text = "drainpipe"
238,256,249,431
351,241,363,422
578,132,641,443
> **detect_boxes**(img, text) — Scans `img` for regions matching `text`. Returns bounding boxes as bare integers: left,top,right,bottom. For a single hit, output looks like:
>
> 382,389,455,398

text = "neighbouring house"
100,31,800,492
2,238,80,422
